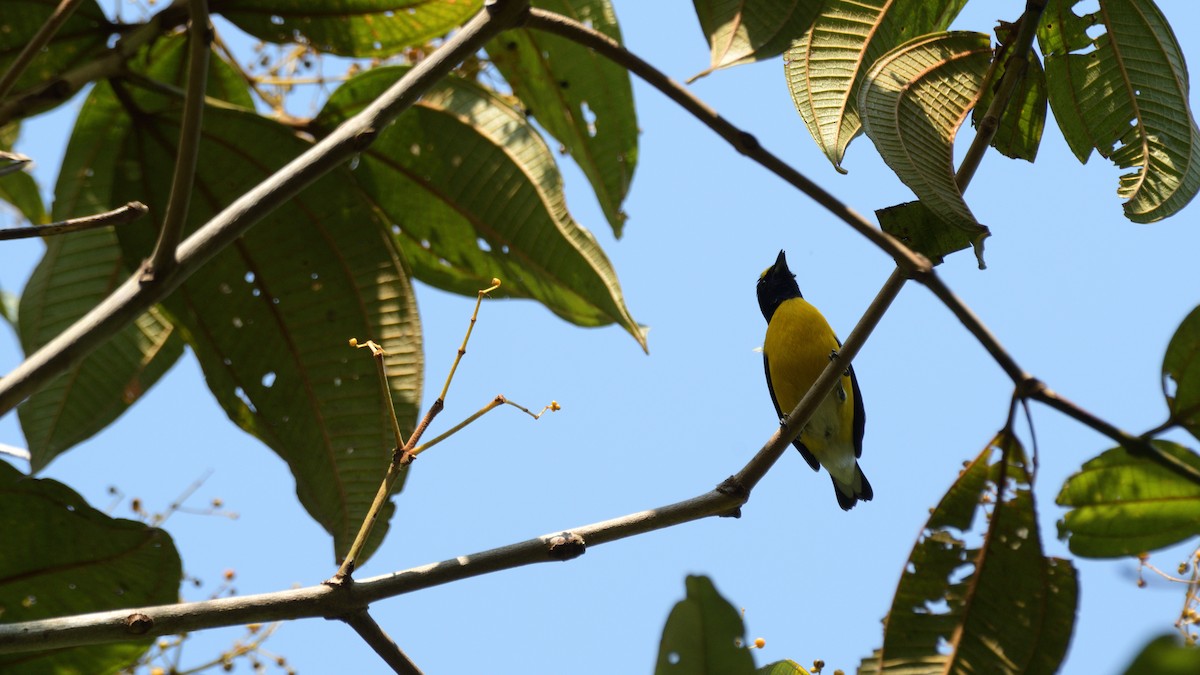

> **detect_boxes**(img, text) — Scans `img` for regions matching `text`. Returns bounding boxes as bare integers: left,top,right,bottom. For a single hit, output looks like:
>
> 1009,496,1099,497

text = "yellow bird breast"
764,297,857,481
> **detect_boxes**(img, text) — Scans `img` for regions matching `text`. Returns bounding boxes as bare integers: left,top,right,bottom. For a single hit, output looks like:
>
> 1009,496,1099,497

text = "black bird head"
757,249,802,322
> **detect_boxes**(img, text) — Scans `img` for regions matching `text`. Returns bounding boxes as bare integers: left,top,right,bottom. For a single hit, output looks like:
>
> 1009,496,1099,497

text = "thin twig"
440,278,502,401
0,0,533,415
143,0,210,281
333,279,505,581
0,151,33,177
0,202,148,240
341,610,422,675
0,0,90,101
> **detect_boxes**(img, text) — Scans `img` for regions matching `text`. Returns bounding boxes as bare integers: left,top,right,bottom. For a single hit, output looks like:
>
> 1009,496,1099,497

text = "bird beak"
775,249,788,271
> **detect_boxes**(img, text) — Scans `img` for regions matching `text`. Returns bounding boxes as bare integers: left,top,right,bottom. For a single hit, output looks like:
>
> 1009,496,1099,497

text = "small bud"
491,278,501,286
211,498,224,508
551,401,561,411
223,569,236,581
753,637,765,648
348,338,358,347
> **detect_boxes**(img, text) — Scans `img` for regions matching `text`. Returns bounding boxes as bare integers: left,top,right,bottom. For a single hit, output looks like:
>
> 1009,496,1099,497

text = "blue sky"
3,1,1200,673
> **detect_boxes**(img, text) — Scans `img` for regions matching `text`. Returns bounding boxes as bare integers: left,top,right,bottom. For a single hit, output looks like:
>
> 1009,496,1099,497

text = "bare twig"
0,0,90,101
143,0,211,281
0,202,148,240
0,150,33,177
341,610,422,675
333,279,504,581
0,0,533,415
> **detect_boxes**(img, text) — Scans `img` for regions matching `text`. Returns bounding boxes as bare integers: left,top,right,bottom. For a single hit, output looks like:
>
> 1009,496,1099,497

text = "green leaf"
313,66,647,350
0,461,182,674
784,0,967,171
757,660,809,674
691,0,822,78
0,287,16,327
485,0,637,237
874,434,1078,674
15,54,187,471
212,0,482,57
0,124,47,226
1056,442,1200,558
1121,634,1200,674
0,0,111,118
105,78,422,565
1163,305,1200,438
1038,0,1200,222
655,575,756,675
17,227,183,472
971,37,1047,162
877,200,985,266
858,31,991,265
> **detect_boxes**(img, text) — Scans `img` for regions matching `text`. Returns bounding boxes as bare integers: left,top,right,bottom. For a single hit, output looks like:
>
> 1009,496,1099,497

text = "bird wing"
763,351,820,472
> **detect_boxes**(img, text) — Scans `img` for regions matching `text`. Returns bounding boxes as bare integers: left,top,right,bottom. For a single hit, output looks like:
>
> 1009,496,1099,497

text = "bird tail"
832,464,873,511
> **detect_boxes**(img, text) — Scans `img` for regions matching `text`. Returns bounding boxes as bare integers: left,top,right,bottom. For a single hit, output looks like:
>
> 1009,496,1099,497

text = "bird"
757,250,872,510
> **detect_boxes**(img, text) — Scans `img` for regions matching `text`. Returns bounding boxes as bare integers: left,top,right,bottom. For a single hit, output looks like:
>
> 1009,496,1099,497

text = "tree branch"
143,0,210,280
523,8,926,276
0,0,533,415
341,610,422,675
0,201,148,240
0,487,740,654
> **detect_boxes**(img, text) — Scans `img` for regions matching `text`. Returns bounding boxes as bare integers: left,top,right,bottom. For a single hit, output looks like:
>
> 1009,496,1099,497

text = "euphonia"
757,250,872,510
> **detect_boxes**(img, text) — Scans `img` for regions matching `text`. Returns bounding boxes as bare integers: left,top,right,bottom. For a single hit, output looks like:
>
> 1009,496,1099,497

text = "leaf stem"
143,0,211,281
955,0,1047,192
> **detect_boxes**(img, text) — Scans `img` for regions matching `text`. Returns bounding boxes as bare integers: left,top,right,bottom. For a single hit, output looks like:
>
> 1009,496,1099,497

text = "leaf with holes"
212,0,482,57
872,433,1077,674
18,228,183,472
486,0,637,237
784,0,967,172
73,43,422,565
691,0,822,78
313,66,646,351
15,46,191,472
1038,0,1200,222
655,575,756,675
859,31,991,265
1057,442,1200,558
0,461,182,673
